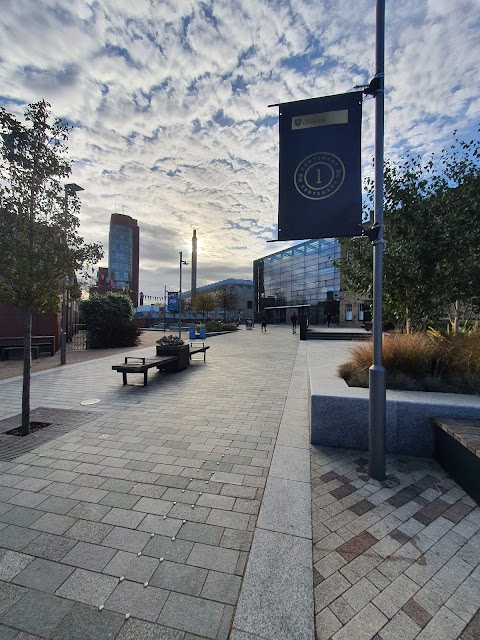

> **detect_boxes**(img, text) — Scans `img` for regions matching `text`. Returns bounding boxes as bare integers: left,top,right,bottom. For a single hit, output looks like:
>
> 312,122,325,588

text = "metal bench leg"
144,371,148,386
122,372,127,385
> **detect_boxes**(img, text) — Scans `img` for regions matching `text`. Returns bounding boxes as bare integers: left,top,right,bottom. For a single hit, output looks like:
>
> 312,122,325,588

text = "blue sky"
1,0,479,297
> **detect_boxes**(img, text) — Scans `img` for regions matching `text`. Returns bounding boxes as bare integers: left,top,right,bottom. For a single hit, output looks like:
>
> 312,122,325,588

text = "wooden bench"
433,417,480,504
0,346,40,361
112,356,178,386
189,343,210,361
0,336,55,358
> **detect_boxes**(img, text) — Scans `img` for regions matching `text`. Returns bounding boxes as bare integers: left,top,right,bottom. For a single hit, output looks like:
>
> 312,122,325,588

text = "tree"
193,291,216,320
81,293,140,348
214,284,239,322
0,101,103,434
338,131,480,331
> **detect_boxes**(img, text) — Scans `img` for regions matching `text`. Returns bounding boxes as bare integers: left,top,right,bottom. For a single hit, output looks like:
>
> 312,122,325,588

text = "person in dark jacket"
290,312,298,334
261,315,267,332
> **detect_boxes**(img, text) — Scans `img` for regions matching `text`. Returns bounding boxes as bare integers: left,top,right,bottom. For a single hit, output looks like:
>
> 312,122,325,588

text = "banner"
167,291,179,312
277,91,363,240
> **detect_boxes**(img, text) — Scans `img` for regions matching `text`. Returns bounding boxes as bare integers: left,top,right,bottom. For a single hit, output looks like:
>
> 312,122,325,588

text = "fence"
67,324,88,351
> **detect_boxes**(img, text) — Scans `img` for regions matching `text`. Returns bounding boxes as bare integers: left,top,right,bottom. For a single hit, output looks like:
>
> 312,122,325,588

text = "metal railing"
67,324,88,351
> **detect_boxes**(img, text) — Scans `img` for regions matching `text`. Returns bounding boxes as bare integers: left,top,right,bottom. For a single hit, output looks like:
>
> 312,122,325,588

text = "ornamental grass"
338,330,480,395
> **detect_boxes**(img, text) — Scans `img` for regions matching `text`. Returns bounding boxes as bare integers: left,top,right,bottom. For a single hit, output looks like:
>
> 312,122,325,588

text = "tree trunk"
405,307,411,334
452,299,459,335
21,309,32,436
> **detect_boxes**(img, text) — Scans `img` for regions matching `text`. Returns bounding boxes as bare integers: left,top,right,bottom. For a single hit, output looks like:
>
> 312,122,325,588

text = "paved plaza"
0,328,477,639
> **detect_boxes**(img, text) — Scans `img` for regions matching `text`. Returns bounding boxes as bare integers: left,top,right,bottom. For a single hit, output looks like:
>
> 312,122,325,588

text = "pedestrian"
290,312,298,334
327,313,332,328
261,315,267,332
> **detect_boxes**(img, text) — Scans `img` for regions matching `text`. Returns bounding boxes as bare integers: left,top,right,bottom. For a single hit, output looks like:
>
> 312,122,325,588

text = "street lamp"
179,251,188,339
61,183,84,365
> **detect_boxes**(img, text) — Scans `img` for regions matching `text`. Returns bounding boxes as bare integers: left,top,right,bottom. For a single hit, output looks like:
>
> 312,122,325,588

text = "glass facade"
253,238,341,324
109,224,133,290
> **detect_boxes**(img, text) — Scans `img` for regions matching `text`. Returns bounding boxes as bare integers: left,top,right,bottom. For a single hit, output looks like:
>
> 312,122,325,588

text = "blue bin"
189,326,196,340
199,325,206,339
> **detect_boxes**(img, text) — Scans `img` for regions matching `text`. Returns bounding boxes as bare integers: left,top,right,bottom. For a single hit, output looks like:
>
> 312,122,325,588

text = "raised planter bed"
308,344,480,457
155,344,190,372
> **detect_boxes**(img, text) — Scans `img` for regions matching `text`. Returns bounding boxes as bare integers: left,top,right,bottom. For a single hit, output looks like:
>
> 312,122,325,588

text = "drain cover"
80,399,100,406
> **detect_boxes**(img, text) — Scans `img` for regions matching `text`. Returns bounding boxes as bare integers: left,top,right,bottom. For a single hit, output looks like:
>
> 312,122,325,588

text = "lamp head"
65,183,84,193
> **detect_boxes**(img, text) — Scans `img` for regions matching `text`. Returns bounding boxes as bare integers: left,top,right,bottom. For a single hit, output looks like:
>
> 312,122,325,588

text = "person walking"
290,312,298,334
327,313,332,328
261,315,267,332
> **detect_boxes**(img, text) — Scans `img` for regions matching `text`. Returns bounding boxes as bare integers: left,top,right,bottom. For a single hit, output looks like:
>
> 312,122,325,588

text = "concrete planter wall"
309,376,480,458
156,345,190,372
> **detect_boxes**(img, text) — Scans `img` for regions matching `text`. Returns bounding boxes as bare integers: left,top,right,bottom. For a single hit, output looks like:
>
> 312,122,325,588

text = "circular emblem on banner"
294,152,345,200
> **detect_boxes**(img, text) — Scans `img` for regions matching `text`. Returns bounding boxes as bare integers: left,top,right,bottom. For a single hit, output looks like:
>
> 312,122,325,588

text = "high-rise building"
108,214,139,306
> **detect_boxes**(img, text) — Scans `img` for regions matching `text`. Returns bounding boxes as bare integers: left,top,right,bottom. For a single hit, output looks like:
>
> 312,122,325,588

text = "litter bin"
189,326,196,340
245,319,253,330
199,325,206,339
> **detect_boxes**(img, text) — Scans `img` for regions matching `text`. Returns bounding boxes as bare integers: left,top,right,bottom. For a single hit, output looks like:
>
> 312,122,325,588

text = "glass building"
253,238,342,324
108,214,139,306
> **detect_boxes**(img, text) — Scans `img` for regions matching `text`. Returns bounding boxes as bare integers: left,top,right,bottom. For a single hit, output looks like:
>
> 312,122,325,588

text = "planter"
156,344,190,372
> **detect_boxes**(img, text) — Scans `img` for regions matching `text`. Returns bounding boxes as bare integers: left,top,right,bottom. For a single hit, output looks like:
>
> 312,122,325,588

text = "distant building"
183,278,254,321
88,267,110,297
108,214,139,307
253,238,368,327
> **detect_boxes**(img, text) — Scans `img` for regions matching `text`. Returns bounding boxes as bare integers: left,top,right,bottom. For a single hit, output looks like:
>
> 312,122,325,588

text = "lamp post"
61,183,84,365
179,251,188,339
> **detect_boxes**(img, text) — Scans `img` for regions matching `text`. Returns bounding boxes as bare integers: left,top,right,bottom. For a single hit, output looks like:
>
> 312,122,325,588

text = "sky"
1,0,479,298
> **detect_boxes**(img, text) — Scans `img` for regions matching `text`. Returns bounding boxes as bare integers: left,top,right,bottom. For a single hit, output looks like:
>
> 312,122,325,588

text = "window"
358,303,364,321
345,304,353,321
247,301,253,309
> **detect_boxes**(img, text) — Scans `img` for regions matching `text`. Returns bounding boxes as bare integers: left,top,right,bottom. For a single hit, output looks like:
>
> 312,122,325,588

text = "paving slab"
149,560,207,596
51,602,124,640
55,568,118,607
0,550,33,582
1,591,73,637
105,580,169,622
158,592,225,639
12,557,74,593
103,550,159,583
233,528,315,640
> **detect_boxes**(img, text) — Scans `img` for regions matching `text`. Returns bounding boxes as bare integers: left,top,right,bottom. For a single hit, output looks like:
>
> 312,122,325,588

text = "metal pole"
179,252,183,339
60,187,68,365
368,0,386,480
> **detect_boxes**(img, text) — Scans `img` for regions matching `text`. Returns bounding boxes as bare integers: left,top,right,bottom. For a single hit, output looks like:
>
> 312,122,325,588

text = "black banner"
277,91,363,240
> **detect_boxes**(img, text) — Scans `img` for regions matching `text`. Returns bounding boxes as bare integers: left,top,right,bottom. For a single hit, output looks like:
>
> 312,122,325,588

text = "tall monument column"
191,229,197,304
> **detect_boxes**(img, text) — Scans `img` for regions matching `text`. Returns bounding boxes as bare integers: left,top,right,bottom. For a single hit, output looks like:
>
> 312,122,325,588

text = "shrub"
80,293,140,349
220,323,238,332
205,320,222,332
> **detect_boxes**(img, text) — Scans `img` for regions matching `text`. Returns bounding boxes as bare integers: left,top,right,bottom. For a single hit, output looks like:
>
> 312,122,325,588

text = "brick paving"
311,447,480,640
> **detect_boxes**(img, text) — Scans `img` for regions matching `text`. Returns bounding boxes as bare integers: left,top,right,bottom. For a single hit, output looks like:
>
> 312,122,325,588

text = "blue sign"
167,291,179,312
277,91,363,240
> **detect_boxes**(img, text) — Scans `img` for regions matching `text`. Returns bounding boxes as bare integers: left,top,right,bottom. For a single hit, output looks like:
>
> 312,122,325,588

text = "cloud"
0,0,478,297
